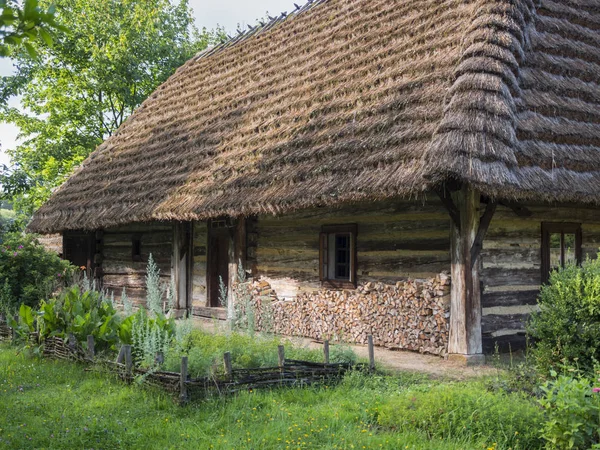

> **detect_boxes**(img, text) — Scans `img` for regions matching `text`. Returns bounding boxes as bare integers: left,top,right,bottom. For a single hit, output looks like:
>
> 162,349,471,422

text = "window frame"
319,224,357,289
541,222,582,283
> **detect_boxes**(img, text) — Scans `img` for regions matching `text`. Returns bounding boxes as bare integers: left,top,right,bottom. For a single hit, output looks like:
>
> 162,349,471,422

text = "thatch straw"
28,0,600,233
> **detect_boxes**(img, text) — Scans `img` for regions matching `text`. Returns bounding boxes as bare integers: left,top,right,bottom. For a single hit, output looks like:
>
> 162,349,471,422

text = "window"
541,222,582,283
132,235,142,262
319,224,357,288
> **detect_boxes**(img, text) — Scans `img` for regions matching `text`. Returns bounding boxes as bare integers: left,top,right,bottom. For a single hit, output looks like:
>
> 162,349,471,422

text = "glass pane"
564,233,576,266
334,234,350,280
549,233,561,270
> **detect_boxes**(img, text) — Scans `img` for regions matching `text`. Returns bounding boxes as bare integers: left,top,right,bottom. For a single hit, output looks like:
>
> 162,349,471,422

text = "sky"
0,0,295,166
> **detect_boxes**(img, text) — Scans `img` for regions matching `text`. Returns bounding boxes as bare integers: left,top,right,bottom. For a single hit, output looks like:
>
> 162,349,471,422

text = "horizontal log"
482,314,529,334
105,222,173,233
482,290,539,308
103,231,172,247
482,332,527,353
192,306,227,320
481,268,541,287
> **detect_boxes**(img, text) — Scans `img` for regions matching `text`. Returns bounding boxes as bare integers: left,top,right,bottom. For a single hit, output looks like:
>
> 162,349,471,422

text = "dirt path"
192,318,499,380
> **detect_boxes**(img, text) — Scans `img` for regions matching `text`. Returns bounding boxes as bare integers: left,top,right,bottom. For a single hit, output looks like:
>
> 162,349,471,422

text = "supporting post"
116,345,126,364
447,186,492,365
155,351,164,366
223,352,233,381
323,340,330,364
86,335,95,359
278,345,285,374
367,335,375,372
123,344,133,376
180,356,189,404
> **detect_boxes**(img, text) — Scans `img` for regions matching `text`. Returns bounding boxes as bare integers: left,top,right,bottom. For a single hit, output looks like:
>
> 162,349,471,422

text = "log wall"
253,200,452,298
481,204,600,352
102,222,173,304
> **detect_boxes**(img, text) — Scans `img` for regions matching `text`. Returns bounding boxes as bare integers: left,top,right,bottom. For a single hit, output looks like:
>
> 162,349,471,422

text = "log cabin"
28,0,600,363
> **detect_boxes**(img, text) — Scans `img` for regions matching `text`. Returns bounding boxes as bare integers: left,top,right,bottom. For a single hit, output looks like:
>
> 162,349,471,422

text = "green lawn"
0,344,542,449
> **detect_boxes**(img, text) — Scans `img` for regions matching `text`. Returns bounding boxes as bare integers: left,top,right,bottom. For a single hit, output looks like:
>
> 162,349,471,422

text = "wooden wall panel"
254,200,452,296
101,222,173,302
481,204,600,350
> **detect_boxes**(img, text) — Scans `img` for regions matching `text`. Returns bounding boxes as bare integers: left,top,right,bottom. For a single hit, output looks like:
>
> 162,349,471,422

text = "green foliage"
538,372,600,449
131,307,174,368
0,0,64,57
378,382,544,449
145,253,163,315
121,287,132,315
37,285,121,351
528,256,600,373
163,330,326,378
218,275,227,307
0,0,223,223
0,232,72,310
2,345,525,450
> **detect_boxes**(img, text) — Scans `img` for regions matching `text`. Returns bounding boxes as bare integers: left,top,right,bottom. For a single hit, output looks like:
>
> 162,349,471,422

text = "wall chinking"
235,273,451,356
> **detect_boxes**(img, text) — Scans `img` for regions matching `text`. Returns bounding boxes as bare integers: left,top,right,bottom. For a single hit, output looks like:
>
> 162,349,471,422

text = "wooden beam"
436,188,461,230
500,201,532,218
470,201,497,269
448,186,483,362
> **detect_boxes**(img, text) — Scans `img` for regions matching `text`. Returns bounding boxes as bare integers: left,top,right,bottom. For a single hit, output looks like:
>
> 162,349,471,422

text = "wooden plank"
192,306,227,320
482,268,540,287
482,314,529,334
482,290,539,308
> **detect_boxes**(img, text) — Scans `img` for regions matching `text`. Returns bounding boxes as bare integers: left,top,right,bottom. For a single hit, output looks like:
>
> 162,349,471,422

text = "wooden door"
207,224,230,307
63,231,96,271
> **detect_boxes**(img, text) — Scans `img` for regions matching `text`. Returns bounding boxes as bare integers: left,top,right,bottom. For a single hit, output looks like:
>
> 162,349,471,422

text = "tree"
0,0,64,57
0,0,223,224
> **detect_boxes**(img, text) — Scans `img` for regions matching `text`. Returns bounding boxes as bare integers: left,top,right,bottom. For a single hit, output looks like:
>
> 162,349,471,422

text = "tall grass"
0,344,535,450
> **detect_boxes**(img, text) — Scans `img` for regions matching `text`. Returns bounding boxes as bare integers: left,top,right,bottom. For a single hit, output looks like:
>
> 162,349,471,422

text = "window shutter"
319,232,328,281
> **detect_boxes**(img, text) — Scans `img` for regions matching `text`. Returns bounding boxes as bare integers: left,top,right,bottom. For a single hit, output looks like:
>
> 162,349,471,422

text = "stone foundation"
235,273,451,356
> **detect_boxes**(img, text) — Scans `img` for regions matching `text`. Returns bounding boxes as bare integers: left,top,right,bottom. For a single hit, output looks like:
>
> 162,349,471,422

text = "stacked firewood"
235,274,451,356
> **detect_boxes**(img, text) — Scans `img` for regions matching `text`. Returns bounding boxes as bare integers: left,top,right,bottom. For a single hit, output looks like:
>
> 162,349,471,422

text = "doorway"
207,220,230,307
63,231,96,271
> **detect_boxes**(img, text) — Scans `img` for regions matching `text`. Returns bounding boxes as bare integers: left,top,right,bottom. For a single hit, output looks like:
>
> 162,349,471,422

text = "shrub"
37,286,122,351
539,373,600,449
378,382,544,449
0,232,73,310
528,257,600,373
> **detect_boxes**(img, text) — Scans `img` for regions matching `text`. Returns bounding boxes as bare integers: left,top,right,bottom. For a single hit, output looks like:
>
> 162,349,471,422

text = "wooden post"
180,356,189,404
323,340,330,364
116,345,125,364
155,351,164,366
68,333,77,352
367,335,375,372
123,345,132,376
223,352,233,381
86,335,95,359
447,186,487,365
278,345,285,374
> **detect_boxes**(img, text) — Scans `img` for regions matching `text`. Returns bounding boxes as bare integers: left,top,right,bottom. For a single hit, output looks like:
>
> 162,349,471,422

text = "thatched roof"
29,0,600,233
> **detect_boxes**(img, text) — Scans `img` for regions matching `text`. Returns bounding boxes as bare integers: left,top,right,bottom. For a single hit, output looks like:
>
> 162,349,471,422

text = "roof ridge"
419,0,538,192
192,0,329,62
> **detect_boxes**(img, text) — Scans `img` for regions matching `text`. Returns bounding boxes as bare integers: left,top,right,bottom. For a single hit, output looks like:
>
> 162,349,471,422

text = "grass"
0,343,546,449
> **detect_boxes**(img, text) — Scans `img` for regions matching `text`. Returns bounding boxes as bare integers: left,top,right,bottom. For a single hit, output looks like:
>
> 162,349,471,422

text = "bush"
378,382,544,449
0,232,72,312
528,257,600,373
539,373,600,449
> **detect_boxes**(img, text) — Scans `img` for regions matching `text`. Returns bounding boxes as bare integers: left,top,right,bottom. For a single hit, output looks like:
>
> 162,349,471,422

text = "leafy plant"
539,372,600,449
218,275,227,308
145,253,163,315
131,308,174,368
0,232,73,310
528,256,600,373
37,285,121,351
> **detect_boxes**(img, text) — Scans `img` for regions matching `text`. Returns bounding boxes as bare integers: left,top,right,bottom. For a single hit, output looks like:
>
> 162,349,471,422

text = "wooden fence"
0,324,374,404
